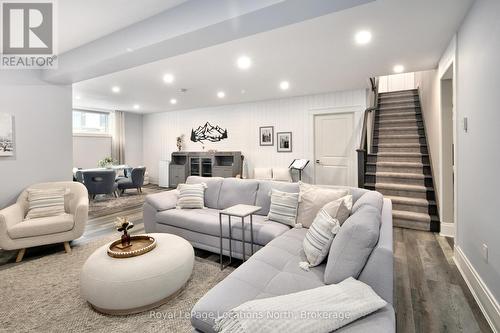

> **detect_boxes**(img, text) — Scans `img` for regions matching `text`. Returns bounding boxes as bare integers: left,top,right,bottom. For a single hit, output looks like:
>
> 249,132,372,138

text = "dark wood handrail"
357,77,378,188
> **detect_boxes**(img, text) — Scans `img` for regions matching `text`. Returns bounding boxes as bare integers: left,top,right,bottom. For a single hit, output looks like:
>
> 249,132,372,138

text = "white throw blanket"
214,277,387,333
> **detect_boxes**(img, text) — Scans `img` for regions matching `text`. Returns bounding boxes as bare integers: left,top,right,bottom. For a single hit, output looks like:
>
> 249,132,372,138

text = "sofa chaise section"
190,194,394,333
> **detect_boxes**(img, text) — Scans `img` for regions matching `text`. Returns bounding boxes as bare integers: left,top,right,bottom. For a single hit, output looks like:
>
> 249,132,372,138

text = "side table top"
220,204,261,217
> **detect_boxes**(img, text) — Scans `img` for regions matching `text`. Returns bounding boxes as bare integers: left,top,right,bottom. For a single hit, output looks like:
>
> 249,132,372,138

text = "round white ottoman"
80,233,194,315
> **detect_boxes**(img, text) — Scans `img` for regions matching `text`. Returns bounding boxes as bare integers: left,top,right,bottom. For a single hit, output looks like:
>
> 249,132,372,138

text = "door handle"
315,159,320,164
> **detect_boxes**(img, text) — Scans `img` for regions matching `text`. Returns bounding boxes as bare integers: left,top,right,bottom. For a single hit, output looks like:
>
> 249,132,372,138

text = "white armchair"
0,181,89,262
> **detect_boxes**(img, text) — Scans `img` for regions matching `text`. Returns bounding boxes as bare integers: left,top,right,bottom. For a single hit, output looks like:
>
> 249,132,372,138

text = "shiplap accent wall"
143,89,367,184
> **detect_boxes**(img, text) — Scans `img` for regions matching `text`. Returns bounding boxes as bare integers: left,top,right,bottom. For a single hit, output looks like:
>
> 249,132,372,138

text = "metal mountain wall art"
190,122,228,143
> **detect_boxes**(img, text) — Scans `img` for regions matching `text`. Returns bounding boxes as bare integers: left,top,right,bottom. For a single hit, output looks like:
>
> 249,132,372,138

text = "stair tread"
368,171,426,179
369,161,429,167
375,143,426,147
377,126,423,131
379,100,420,104
372,152,427,157
379,105,421,111
377,134,422,138
385,195,433,206
393,210,431,222
378,119,420,124
374,182,431,192
377,112,422,117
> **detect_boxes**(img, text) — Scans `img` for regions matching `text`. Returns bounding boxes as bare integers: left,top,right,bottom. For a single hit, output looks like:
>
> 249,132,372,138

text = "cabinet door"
213,166,233,178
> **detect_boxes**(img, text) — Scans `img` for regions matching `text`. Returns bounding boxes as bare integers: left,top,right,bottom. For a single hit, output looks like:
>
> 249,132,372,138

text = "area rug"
89,185,168,218
0,235,234,333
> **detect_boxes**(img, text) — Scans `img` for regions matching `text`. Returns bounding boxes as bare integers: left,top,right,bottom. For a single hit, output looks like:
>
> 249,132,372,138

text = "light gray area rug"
0,235,233,333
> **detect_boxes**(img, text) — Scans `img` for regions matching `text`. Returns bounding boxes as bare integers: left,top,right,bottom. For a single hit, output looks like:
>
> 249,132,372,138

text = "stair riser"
379,102,420,109
370,164,431,174
377,188,427,199
376,146,424,153
379,94,419,100
371,155,421,163
378,107,420,115
375,137,422,144
377,120,421,128
393,218,430,231
376,128,424,136
376,114,420,121
375,176,425,186
392,203,429,214
375,155,428,164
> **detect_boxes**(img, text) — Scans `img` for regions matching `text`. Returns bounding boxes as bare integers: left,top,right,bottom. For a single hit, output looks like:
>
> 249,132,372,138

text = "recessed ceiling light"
112,86,120,93
75,95,81,100
393,64,405,73
280,81,290,90
170,98,177,105
217,91,226,98
241,89,246,94
126,48,134,52
355,30,372,45
133,104,140,110
163,73,175,84
236,56,252,70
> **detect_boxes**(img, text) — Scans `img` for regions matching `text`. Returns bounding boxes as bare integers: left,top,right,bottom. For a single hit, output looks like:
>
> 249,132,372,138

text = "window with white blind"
72,110,110,135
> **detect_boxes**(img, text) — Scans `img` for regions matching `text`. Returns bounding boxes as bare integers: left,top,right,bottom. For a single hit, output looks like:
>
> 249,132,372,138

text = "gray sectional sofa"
143,176,394,332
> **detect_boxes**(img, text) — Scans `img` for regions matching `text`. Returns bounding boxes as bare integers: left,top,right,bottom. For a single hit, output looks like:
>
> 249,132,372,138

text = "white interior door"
314,113,354,186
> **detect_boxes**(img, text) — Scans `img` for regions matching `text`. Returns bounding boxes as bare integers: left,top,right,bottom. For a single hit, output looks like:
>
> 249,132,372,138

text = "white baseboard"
454,246,500,332
440,222,455,238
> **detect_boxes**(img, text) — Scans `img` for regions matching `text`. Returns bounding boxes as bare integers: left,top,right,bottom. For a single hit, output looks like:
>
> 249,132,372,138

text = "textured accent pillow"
302,195,353,267
296,182,349,228
324,205,381,284
176,183,207,209
25,188,67,220
272,168,292,182
254,168,272,180
267,189,299,227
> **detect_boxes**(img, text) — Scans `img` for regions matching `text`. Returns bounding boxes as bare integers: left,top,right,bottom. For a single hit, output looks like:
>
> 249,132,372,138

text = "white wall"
143,90,367,184
72,135,112,169
378,72,416,93
72,112,143,168
453,0,500,329
0,72,73,208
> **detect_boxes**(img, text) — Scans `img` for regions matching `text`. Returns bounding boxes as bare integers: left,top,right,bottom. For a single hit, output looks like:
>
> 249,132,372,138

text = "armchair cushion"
25,188,67,220
8,214,75,239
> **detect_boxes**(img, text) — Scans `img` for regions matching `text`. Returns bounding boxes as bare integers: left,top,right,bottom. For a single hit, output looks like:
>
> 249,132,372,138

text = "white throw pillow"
296,182,349,228
267,189,300,227
302,195,353,267
254,168,272,180
176,183,207,209
272,168,292,182
25,188,67,220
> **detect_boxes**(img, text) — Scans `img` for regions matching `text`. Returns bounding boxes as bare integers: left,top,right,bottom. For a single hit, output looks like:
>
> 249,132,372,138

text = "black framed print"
259,126,274,146
277,132,292,152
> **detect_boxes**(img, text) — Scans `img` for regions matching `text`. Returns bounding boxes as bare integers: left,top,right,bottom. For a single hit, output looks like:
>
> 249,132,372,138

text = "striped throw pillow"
302,195,352,267
267,189,300,227
176,183,207,209
25,188,67,220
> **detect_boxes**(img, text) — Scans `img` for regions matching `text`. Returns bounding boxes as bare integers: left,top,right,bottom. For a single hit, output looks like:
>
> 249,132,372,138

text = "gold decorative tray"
107,235,156,258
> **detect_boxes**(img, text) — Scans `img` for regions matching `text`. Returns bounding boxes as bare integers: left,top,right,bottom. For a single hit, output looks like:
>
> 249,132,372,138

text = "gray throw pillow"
324,205,381,284
351,190,383,214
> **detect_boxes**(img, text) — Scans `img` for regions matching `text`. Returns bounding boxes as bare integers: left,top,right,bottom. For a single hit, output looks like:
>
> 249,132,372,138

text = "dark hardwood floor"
394,227,492,333
0,191,492,332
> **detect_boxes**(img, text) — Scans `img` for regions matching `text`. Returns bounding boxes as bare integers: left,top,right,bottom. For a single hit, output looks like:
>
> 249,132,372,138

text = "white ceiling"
73,0,474,113
58,0,188,54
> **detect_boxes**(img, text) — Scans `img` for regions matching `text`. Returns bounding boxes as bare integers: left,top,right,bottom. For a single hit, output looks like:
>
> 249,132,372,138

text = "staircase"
364,89,440,232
